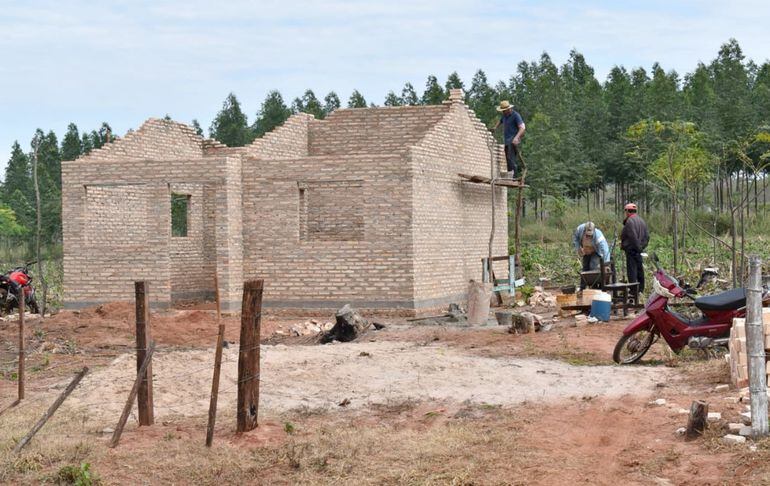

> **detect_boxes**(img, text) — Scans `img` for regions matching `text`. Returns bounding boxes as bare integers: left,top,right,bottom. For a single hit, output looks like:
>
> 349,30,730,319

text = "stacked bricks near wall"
727,308,770,388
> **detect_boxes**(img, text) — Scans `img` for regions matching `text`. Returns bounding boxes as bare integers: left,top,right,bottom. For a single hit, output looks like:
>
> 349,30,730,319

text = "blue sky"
1,0,769,170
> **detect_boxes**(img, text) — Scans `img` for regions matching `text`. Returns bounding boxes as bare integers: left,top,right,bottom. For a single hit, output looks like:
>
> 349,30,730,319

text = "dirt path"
65,340,670,424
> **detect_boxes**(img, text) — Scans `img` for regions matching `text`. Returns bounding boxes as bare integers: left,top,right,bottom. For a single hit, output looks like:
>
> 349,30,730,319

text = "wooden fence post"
135,282,154,426
237,280,263,433
206,323,226,447
746,255,768,436
18,295,25,400
110,342,155,448
13,367,88,453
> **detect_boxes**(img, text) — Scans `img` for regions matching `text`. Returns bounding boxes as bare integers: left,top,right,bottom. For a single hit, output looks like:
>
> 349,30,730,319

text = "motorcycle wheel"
613,328,655,364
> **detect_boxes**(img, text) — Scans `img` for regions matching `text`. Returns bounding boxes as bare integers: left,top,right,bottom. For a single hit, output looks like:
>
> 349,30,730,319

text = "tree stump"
320,305,371,343
685,400,708,439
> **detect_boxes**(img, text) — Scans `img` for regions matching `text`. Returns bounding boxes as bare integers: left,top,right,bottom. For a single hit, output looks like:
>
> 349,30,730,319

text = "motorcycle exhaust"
687,336,729,349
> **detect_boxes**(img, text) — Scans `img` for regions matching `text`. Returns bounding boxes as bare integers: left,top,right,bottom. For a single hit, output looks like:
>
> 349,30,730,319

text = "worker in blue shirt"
493,100,526,178
572,221,611,289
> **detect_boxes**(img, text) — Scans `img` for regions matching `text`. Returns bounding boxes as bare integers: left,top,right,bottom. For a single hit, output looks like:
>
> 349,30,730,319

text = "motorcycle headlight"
653,278,675,299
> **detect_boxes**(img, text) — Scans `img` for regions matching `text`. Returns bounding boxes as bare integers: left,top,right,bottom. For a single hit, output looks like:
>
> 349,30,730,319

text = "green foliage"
383,91,402,107
347,90,367,108
323,92,341,116
0,205,27,237
209,93,250,147
170,194,189,237
422,75,445,105
191,119,204,137
400,82,419,106
56,462,97,486
252,90,292,138
292,90,325,119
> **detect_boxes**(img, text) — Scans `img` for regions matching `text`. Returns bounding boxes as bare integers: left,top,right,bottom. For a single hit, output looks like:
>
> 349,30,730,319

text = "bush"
56,462,97,486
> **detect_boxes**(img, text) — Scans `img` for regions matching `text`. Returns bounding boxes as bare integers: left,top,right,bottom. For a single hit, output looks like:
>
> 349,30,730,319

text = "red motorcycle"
613,255,769,364
0,265,40,315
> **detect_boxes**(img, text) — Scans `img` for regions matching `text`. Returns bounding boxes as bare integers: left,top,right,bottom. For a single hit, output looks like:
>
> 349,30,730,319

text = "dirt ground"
2,302,770,484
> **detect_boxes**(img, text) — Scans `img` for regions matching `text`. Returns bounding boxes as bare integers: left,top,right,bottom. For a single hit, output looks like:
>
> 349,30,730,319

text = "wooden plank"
206,324,226,447
134,282,154,426
214,272,222,320
458,173,527,188
13,367,89,453
237,280,263,433
110,342,155,448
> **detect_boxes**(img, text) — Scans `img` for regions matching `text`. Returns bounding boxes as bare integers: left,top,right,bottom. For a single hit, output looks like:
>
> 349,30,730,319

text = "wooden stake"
18,295,25,400
135,282,154,426
110,341,155,448
685,400,708,439
13,367,89,453
237,280,263,433
206,323,226,447
214,272,222,320
746,255,768,436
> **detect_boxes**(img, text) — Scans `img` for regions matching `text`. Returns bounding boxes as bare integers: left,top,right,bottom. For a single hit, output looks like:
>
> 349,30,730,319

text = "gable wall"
409,103,508,308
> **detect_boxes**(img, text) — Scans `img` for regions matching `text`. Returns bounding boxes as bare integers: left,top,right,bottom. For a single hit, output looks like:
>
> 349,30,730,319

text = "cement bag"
467,280,492,326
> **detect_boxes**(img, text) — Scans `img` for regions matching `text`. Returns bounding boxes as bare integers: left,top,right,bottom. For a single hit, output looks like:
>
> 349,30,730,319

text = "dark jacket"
621,214,649,253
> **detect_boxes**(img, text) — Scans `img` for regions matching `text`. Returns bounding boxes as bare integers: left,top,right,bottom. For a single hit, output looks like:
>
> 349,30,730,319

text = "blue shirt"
500,111,524,144
572,224,611,263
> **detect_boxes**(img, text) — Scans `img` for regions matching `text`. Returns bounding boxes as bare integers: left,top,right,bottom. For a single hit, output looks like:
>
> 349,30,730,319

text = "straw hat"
496,100,514,112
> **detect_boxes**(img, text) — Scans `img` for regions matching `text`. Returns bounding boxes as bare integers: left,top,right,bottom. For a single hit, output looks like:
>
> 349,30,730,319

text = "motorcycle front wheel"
613,328,656,364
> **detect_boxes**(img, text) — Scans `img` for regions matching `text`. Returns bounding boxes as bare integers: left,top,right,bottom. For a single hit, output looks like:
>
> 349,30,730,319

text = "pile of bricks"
727,308,770,388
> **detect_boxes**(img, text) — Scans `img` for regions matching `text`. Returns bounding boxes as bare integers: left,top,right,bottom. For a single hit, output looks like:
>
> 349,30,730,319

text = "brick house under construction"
61,89,508,314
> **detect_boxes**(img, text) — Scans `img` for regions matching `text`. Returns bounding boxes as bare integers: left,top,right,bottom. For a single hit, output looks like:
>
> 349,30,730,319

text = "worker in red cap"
621,203,649,296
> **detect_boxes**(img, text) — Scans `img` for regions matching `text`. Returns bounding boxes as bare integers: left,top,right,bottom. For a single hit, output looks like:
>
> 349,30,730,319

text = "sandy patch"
61,340,671,425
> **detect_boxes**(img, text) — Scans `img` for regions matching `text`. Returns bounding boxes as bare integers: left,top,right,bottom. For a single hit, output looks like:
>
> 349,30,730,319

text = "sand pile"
62,341,670,425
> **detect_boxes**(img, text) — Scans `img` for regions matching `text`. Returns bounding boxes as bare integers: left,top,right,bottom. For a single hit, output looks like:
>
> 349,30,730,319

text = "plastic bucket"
590,292,612,322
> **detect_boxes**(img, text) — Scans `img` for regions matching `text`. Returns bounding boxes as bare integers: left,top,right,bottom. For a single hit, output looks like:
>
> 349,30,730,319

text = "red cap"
624,203,637,211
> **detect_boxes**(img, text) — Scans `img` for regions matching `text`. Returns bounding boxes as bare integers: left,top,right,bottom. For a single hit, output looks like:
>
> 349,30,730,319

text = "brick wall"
409,100,508,308
62,156,227,308
240,154,414,311
309,105,450,156
62,102,506,314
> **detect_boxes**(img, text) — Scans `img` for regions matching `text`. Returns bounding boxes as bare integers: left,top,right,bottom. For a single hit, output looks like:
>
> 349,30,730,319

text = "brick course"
62,95,507,314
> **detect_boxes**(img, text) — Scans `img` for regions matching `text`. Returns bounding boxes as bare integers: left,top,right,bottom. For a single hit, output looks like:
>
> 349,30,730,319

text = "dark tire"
28,297,40,315
613,328,655,364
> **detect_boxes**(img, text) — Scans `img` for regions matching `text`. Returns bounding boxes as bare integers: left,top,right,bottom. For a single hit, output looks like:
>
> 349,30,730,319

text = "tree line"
2,38,769,268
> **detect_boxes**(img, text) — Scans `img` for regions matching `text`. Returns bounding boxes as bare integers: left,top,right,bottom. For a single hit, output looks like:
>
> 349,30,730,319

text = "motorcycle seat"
694,288,746,312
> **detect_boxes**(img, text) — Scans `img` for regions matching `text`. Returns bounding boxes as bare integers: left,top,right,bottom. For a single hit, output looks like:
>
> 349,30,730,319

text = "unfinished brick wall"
309,105,449,156
410,100,508,306
62,99,507,314
241,153,414,310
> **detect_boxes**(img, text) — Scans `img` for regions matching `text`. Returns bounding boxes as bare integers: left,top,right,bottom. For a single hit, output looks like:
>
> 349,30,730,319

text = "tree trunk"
31,143,46,316
728,176,738,287
672,191,679,275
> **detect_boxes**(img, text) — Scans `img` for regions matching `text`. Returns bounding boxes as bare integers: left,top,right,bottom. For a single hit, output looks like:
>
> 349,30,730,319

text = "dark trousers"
626,250,644,294
580,254,592,290
504,142,520,174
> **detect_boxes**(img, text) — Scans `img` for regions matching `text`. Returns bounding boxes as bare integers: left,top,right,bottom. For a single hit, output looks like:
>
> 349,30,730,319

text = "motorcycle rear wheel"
613,328,655,364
